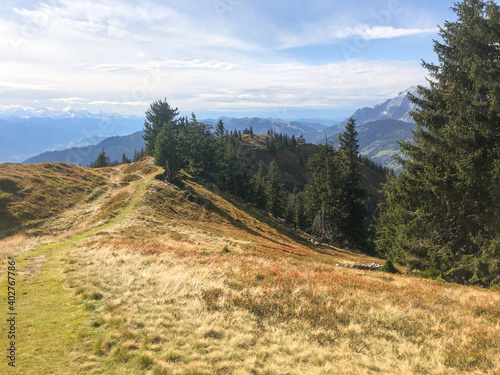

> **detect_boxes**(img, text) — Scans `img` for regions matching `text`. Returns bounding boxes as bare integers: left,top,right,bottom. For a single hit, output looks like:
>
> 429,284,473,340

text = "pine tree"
251,162,268,210
91,149,110,168
337,118,369,250
304,144,343,243
154,120,178,179
377,0,500,285
121,153,131,164
215,119,225,139
265,160,284,217
133,148,144,162
143,99,179,156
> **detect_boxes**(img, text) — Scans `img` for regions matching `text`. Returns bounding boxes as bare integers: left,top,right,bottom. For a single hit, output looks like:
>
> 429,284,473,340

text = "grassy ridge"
0,162,107,233
0,159,498,374
0,179,148,374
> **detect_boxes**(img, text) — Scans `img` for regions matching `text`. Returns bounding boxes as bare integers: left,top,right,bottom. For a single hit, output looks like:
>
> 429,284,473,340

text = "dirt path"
1,178,149,374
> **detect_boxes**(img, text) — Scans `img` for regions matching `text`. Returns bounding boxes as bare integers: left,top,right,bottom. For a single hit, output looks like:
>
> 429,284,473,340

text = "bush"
154,173,165,181
379,260,399,274
221,245,230,254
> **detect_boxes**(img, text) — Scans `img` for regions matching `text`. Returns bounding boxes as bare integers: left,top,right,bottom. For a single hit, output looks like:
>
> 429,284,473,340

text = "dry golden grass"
1,159,499,374
0,162,108,233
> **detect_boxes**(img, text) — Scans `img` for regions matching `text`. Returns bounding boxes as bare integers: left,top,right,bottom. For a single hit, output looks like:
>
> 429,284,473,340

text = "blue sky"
0,0,456,119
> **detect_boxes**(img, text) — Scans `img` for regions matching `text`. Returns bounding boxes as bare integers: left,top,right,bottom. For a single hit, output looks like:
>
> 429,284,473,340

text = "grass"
0,158,499,374
0,162,107,234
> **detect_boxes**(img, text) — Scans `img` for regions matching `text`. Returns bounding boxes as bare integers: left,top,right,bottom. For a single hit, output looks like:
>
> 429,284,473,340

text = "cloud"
337,25,438,40
88,100,150,107
50,97,88,104
77,59,238,73
0,1,435,116
277,24,438,49
0,81,56,91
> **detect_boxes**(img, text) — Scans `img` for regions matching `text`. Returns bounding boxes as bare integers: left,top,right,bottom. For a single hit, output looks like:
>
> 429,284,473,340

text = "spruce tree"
377,0,500,285
154,120,178,178
337,118,369,250
251,162,268,210
265,160,284,217
92,149,110,168
143,99,179,156
304,144,343,243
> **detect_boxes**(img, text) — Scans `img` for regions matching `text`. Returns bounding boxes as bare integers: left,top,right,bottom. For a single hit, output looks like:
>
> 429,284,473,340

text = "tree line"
89,148,144,168
141,98,373,252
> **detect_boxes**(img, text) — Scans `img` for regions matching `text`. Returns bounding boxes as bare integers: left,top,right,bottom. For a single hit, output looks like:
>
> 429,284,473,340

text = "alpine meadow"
1,0,500,374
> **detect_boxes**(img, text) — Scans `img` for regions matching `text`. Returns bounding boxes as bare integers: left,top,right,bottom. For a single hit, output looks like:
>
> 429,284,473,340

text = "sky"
0,0,456,119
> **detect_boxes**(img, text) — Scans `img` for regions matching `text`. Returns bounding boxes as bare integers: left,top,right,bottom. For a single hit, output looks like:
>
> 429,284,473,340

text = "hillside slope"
24,131,145,166
0,159,499,375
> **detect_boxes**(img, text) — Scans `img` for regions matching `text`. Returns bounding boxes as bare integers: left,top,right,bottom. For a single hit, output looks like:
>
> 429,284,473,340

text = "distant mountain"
356,119,414,169
0,109,143,163
320,87,420,167
23,131,145,166
350,86,419,125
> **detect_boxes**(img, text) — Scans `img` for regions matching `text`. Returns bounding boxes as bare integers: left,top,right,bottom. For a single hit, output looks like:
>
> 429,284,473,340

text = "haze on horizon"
1,0,454,119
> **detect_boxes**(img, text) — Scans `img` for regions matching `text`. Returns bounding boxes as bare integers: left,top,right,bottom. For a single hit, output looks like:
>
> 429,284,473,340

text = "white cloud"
0,81,56,91
277,24,437,49
50,97,88,104
337,25,437,40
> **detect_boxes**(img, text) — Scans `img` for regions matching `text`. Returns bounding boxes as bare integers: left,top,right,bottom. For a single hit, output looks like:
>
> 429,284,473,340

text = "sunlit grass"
0,158,499,374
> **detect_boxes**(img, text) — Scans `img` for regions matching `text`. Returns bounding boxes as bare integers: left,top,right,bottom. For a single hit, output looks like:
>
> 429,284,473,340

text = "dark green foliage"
302,120,370,250
250,162,267,210
379,260,399,274
121,153,132,164
133,148,145,162
265,160,285,217
143,99,179,156
89,149,110,168
145,101,250,198
304,144,342,243
377,0,500,286
337,118,370,250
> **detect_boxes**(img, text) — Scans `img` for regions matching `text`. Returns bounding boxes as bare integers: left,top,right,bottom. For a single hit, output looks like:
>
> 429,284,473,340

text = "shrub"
379,260,399,274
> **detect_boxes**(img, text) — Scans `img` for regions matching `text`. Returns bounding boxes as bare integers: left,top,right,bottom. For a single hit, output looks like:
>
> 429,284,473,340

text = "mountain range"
0,108,143,163
5,87,420,167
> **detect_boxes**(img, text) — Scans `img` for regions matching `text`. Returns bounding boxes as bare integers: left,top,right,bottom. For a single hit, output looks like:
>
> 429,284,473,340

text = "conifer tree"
304,144,343,243
215,119,225,139
143,99,179,156
121,153,131,164
377,0,500,285
154,120,178,178
265,160,284,217
91,149,110,168
251,162,268,210
337,118,369,250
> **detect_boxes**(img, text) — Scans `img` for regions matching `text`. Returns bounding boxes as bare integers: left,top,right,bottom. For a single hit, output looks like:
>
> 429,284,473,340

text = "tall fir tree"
251,162,268,210
143,99,179,156
304,144,343,243
337,118,369,250
265,160,285,217
154,120,178,179
377,0,500,286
